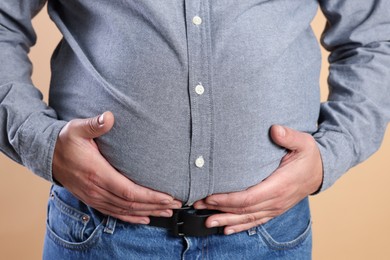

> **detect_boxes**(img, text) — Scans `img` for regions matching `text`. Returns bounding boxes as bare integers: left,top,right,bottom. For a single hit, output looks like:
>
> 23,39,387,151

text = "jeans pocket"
46,187,104,250
256,197,312,251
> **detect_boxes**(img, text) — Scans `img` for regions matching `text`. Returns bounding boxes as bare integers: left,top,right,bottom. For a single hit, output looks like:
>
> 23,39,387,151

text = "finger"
60,138,182,207
197,179,278,209
69,111,115,139
95,184,182,211
198,194,295,217
67,161,182,213
194,166,300,212
97,165,178,205
111,214,150,225
67,189,150,224
72,196,175,225
96,201,175,217
223,217,273,235
194,196,280,214
79,147,178,205
62,117,181,206
270,125,311,152
98,208,150,224
204,211,273,229
76,189,177,219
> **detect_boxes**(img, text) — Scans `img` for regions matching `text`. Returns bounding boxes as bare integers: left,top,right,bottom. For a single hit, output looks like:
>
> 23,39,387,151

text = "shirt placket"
185,0,214,205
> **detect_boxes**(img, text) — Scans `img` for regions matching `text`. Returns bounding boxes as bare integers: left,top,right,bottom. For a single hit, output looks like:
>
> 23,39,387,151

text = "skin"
53,111,323,234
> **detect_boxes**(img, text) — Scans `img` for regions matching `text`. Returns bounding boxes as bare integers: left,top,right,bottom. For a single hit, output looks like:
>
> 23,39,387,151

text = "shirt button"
195,156,205,168
195,84,204,95
192,16,202,25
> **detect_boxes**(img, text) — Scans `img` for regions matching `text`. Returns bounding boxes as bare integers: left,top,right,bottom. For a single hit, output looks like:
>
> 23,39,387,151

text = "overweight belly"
49,41,320,203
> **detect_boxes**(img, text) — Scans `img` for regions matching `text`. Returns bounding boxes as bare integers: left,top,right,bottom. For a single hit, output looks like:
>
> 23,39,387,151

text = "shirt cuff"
17,112,68,184
312,129,356,193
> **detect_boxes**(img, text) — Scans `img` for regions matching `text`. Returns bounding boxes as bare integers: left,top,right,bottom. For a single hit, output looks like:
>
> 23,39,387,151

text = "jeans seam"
257,219,312,250
51,191,90,222
46,222,104,251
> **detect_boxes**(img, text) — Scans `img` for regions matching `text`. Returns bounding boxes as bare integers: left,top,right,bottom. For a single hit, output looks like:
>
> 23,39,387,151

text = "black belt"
149,206,225,237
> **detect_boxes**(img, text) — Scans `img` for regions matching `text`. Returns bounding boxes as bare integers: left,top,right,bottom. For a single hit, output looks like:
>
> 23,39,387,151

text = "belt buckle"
173,221,185,237
171,206,192,237
170,207,224,237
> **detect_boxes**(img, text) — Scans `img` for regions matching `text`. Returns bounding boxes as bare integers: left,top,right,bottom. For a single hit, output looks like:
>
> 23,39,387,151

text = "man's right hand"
52,111,182,224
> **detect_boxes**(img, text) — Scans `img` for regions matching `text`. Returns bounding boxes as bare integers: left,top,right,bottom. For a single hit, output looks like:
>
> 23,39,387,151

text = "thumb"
270,125,308,152
75,111,115,139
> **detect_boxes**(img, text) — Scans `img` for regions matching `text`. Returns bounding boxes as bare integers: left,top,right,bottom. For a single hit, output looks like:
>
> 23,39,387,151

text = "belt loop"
247,226,257,236
103,216,117,235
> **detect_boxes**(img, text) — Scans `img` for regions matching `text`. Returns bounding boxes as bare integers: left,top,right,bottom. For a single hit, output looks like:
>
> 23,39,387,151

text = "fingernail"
207,200,218,206
172,202,182,208
226,229,235,235
194,204,207,210
159,211,172,217
276,125,286,137
98,114,105,125
160,199,172,205
139,218,149,225
209,221,219,228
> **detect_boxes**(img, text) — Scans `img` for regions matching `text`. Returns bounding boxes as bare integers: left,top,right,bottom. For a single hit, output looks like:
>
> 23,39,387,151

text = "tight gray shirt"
0,0,389,204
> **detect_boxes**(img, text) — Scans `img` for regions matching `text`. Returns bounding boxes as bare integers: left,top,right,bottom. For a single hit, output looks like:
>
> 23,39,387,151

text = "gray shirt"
0,0,389,204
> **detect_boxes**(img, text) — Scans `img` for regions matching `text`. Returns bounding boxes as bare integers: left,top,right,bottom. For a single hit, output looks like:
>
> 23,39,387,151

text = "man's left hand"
193,125,323,235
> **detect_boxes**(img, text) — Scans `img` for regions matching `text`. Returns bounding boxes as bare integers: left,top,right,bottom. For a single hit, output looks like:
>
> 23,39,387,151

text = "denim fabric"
43,185,312,259
0,1,389,203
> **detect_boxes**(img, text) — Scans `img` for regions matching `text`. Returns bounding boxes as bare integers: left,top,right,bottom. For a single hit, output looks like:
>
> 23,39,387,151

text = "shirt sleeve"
314,0,390,192
0,0,67,182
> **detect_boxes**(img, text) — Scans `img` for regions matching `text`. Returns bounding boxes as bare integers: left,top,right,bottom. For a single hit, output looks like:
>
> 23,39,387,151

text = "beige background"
0,6,389,260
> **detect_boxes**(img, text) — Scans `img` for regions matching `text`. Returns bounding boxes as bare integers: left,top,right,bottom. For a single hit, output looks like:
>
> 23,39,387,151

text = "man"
0,0,389,259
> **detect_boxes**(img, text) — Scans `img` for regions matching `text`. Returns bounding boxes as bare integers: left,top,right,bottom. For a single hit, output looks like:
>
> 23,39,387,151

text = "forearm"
0,0,67,181
315,0,390,192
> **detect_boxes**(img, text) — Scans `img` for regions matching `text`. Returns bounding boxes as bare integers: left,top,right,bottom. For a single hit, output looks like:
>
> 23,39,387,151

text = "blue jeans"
43,185,312,259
